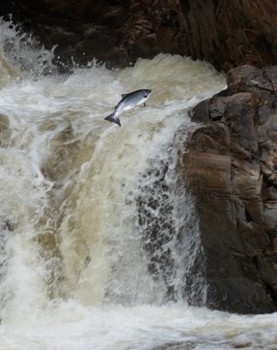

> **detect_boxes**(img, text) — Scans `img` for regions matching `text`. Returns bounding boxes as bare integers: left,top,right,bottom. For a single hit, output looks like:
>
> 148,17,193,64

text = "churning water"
0,19,277,350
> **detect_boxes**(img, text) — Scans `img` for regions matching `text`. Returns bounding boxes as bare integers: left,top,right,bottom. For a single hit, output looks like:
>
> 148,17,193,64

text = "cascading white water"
0,19,277,350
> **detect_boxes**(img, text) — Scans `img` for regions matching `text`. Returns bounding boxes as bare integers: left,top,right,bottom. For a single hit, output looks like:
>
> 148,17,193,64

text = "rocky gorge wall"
181,65,277,313
0,1,276,314
0,0,276,71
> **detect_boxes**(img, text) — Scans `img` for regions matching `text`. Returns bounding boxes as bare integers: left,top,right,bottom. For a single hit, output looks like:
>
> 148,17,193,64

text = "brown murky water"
0,18,276,350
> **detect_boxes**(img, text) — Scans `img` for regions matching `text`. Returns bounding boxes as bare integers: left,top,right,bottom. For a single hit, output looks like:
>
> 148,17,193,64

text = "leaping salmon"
104,89,152,127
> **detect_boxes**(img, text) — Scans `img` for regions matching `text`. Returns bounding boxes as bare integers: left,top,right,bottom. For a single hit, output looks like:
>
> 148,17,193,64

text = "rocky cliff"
181,65,277,313
1,0,276,71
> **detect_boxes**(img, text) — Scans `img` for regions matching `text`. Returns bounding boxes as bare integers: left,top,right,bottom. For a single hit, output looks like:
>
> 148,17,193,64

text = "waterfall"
0,20,226,314
2,18,275,350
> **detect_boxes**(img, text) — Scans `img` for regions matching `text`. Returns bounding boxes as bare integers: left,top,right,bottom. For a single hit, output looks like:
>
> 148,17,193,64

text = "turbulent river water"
0,19,277,350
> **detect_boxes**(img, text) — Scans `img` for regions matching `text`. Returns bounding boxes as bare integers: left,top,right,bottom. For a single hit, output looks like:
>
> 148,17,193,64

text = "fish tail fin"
104,113,121,127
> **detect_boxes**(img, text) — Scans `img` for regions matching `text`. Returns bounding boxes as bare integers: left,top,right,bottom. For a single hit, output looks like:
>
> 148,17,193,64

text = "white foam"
1,20,276,350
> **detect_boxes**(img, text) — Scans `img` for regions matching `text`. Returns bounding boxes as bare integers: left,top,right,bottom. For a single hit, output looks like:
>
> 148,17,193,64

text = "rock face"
0,0,276,71
180,65,277,314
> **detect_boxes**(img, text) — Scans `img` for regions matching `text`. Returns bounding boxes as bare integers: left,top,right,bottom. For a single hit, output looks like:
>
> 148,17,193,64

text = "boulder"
180,65,277,313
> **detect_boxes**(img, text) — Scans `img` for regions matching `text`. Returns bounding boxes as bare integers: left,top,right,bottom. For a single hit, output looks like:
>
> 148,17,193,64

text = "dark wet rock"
135,154,206,305
180,65,277,314
152,342,195,350
0,114,12,147
0,0,276,71
135,158,183,301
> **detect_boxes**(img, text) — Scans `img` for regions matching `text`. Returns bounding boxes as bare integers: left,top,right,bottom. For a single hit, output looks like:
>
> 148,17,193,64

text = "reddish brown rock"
1,0,276,71
180,65,277,314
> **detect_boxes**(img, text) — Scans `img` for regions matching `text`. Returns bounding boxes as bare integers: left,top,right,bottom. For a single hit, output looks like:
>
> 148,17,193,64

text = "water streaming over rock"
0,18,277,350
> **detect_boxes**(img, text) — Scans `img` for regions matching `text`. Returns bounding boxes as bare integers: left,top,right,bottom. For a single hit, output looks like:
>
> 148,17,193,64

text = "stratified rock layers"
0,0,276,71
181,65,277,314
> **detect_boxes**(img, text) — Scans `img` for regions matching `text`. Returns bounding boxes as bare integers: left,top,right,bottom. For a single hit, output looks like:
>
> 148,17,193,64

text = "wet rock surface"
180,65,277,314
134,153,206,305
0,0,276,71
0,114,12,147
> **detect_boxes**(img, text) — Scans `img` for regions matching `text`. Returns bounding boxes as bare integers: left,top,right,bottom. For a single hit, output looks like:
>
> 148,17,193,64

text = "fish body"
105,89,152,127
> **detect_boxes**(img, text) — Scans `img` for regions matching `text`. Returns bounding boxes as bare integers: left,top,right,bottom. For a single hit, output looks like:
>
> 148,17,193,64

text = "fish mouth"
144,89,152,97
